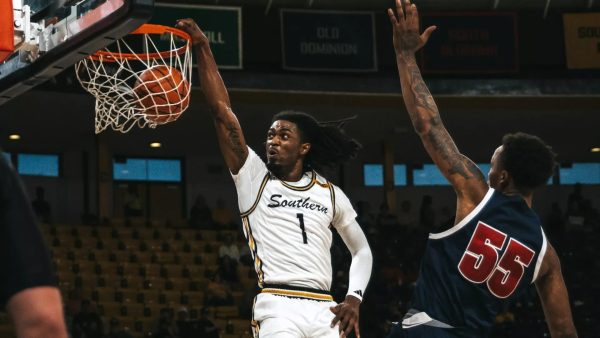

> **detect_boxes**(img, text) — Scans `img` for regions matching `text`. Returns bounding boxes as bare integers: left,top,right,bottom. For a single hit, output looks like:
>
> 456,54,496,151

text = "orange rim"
89,24,191,62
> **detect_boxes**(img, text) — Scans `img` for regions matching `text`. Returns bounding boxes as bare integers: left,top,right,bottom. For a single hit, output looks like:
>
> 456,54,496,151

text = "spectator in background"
104,317,133,338
356,200,376,228
437,205,455,231
567,183,583,210
238,244,253,267
123,185,143,218
218,234,240,282
177,306,220,338
396,200,416,230
189,194,214,228
31,185,52,224
196,307,220,338
72,299,103,338
356,200,378,240
205,272,234,306
565,199,585,232
219,234,240,262
581,199,600,230
418,194,436,230
175,307,193,338
545,202,565,239
64,303,75,336
152,307,178,338
64,288,85,334
212,198,237,228
377,202,398,228
238,285,257,319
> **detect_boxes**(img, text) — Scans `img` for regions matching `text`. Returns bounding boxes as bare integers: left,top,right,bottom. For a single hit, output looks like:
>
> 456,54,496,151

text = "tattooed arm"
176,19,248,174
388,0,488,221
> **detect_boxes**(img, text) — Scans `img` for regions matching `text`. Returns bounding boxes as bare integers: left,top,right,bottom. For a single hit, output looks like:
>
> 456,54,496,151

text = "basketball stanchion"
75,24,192,133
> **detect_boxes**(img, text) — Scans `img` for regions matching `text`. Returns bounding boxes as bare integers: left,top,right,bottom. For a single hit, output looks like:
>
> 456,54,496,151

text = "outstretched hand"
175,18,209,47
330,295,361,337
387,0,436,57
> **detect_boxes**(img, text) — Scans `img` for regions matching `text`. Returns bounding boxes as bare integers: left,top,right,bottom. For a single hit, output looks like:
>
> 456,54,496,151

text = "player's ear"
300,143,311,156
498,170,511,189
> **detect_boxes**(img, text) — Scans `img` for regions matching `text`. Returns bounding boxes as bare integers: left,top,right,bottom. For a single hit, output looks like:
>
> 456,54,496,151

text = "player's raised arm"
388,0,487,218
535,245,578,338
176,19,248,174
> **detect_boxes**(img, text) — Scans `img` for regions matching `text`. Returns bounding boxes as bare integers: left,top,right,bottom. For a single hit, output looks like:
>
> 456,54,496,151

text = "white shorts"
251,287,339,338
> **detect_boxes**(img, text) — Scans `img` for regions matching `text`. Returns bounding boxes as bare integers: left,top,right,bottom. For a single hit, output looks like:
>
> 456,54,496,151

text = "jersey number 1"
296,213,308,244
458,221,536,298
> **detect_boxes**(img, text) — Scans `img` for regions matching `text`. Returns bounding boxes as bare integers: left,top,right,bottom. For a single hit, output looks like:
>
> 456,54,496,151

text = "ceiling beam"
543,0,551,18
265,0,273,15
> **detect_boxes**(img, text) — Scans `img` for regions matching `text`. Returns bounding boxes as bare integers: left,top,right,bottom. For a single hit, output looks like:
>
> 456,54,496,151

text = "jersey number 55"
458,222,536,298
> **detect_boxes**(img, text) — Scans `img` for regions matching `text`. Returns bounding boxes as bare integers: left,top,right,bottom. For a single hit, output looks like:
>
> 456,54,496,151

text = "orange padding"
0,0,15,63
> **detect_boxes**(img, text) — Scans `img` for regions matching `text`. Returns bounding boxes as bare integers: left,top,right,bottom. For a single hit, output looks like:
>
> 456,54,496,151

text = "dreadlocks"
271,111,361,174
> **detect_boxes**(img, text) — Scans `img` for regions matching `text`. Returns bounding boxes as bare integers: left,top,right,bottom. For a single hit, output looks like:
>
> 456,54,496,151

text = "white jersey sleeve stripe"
532,227,548,283
328,182,336,222
243,216,265,288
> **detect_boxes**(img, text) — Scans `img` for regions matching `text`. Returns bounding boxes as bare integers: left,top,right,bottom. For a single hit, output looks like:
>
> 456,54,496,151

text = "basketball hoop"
76,24,193,133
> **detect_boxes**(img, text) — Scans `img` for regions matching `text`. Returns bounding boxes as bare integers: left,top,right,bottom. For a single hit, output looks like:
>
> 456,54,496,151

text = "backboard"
0,0,154,105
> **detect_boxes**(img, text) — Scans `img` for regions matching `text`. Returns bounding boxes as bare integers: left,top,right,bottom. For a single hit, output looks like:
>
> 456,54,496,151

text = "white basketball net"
75,26,192,133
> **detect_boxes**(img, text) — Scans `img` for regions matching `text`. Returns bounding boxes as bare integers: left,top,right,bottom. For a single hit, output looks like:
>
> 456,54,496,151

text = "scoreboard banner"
563,13,600,69
420,13,518,74
280,9,377,72
153,3,242,69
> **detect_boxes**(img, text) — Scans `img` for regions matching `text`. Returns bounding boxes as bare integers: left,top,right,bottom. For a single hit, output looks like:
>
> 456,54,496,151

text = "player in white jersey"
177,19,373,338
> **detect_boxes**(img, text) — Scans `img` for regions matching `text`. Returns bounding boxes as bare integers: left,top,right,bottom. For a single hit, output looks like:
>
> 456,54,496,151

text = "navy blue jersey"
409,189,547,337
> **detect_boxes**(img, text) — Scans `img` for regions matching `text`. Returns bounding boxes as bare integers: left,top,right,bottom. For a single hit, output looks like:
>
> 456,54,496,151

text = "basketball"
133,65,190,124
